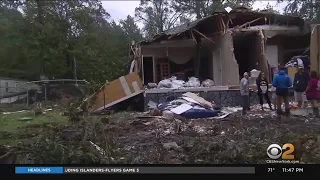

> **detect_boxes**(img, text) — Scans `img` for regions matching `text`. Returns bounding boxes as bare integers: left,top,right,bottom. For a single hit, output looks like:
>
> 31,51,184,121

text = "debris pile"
147,92,232,120
149,76,214,89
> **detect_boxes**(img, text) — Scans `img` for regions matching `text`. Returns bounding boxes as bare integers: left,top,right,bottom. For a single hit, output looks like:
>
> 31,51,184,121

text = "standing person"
306,71,320,117
293,66,309,108
256,72,273,111
272,67,293,116
240,72,250,115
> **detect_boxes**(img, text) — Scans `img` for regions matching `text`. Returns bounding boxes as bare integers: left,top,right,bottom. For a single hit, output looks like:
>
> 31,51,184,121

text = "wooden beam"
194,34,202,78
192,29,215,44
237,17,263,29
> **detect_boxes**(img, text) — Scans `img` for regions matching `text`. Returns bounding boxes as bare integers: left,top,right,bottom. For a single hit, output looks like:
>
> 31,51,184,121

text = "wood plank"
92,73,143,111
182,92,213,108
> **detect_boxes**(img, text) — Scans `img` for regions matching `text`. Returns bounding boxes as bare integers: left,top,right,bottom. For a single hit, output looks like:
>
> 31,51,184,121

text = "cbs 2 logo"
267,144,295,160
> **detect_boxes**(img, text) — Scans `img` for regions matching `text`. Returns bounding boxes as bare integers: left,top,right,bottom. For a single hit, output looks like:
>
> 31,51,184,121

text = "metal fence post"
44,85,47,102
27,88,29,106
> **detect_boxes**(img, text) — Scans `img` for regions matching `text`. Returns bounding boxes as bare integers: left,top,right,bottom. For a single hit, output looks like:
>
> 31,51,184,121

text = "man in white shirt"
240,72,250,115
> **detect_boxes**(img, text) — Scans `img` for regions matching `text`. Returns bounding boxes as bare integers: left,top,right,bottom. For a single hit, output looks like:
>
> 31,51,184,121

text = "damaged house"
131,7,310,87
91,7,312,113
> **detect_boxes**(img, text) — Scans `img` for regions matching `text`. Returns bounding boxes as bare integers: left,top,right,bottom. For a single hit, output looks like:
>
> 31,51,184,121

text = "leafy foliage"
280,0,320,23
135,0,183,38
171,0,256,22
0,0,142,84
1,0,318,85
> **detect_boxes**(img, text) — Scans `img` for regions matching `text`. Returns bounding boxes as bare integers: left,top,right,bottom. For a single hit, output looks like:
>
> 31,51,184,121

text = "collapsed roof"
138,7,308,46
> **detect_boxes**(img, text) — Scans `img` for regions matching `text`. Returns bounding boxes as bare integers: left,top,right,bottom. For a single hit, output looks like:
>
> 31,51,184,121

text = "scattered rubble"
152,76,213,89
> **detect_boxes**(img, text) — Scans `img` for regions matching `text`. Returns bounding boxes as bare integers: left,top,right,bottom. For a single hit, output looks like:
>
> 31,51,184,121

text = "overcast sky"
101,0,287,28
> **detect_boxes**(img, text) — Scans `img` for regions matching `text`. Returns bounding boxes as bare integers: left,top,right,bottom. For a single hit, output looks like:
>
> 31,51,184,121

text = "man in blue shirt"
272,67,293,116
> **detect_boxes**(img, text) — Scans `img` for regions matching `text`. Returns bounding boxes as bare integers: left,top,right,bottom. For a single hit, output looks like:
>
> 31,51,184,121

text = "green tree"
171,0,256,21
280,0,320,23
0,0,143,84
135,0,183,38
120,15,143,44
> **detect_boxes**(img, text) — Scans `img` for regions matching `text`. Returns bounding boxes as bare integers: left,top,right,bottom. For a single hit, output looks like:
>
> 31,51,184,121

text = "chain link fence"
0,79,89,111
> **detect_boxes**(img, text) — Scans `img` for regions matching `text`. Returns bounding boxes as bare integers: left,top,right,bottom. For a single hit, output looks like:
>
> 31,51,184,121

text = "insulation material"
129,60,135,73
91,73,143,112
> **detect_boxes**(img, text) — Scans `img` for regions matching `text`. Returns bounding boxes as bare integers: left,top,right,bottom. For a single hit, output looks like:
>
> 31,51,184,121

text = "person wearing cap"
240,72,250,115
272,66,293,116
293,66,309,108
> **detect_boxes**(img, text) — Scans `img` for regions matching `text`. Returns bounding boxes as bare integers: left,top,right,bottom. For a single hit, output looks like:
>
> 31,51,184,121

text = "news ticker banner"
15,167,254,174
14,166,318,174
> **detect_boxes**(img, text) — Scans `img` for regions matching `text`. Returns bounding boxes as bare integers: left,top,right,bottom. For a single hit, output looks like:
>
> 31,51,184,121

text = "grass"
0,111,68,146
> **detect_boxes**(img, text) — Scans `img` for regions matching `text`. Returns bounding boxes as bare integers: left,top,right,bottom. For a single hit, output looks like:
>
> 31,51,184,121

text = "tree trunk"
36,0,45,75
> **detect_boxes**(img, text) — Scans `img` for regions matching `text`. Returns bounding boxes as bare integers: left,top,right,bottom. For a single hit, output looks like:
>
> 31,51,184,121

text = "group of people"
240,66,320,117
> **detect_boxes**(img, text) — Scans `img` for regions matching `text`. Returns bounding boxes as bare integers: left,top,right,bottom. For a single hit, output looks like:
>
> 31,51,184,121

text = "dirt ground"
109,111,320,164
3,109,319,164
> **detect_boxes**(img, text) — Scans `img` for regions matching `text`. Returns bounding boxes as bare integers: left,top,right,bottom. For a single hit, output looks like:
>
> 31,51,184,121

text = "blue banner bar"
15,167,63,174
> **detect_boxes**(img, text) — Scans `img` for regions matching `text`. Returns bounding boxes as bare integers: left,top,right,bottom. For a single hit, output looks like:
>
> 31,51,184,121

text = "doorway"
233,31,262,79
142,56,154,85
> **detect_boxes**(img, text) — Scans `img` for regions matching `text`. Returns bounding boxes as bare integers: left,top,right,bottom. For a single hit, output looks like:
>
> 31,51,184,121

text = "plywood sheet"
182,92,213,108
287,67,297,82
92,73,143,112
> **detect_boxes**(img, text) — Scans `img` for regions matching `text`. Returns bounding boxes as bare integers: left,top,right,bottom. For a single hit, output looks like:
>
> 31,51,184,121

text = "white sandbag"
171,80,185,89
201,79,214,87
157,79,172,88
184,77,200,87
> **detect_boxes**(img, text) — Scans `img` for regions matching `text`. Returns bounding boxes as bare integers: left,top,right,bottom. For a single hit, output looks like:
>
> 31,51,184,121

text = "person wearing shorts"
272,67,293,116
306,71,320,117
293,66,309,108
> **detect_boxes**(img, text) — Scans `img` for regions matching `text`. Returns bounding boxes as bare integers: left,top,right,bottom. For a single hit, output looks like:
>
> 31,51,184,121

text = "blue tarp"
181,108,219,119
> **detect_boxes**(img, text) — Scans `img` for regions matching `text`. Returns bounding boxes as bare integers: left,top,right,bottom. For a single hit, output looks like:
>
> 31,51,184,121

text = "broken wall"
266,37,286,65
265,45,278,67
141,46,197,64
216,31,239,85
265,33,310,65
141,41,216,82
